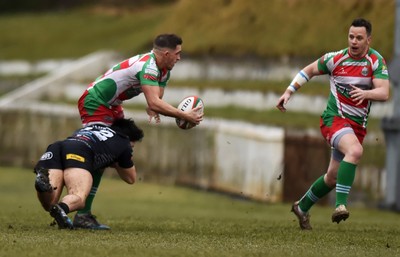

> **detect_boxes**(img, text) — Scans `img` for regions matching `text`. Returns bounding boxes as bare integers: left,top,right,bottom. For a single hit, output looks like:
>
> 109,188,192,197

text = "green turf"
0,6,170,60
1,166,399,257
0,1,394,61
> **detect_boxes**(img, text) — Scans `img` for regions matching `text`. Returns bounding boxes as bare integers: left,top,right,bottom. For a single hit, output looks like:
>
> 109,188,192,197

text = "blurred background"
0,0,396,209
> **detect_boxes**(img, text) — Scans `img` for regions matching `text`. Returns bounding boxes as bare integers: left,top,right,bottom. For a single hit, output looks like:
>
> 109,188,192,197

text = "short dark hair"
111,118,144,142
153,34,182,50
351,18,372,36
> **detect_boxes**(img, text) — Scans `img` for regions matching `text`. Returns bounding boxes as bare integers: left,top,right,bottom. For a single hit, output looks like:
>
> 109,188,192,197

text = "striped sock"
336,161,357,207
299,175,333,213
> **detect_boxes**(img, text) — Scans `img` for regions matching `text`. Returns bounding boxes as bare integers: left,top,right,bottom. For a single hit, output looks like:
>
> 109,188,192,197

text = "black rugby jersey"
67,124,133,170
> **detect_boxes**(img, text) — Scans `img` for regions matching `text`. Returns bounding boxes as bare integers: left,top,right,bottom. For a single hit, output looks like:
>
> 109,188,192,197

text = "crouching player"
33,118,144,229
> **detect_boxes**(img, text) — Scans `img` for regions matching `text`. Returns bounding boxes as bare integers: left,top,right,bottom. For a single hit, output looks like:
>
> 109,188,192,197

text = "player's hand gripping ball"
176,95,204,130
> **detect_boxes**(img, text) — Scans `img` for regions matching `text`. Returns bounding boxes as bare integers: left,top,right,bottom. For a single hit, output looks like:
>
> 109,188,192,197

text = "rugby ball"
176,95,204,130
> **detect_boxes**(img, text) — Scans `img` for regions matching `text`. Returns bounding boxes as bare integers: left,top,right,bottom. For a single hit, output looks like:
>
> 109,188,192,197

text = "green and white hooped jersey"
318,47,389,128
86,51,170,107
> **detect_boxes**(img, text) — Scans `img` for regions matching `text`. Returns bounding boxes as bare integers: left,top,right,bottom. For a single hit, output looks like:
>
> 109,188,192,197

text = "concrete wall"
0,104,386,205
0,51,286,202
0,51,387,206
0,106,285,202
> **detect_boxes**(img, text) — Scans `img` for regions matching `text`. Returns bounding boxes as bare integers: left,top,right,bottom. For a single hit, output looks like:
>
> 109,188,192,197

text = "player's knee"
347,144,363,161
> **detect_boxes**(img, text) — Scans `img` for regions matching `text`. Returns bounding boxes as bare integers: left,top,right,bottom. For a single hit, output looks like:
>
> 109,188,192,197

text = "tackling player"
33,118,144,229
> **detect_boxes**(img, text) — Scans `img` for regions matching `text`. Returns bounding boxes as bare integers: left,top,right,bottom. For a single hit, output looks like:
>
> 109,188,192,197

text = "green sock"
336,161,356,207
77,169,104,214
299,175,333,213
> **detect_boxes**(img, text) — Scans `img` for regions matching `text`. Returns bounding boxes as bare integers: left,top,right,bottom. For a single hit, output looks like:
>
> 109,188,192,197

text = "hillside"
0,0,395,60
157,0,395,59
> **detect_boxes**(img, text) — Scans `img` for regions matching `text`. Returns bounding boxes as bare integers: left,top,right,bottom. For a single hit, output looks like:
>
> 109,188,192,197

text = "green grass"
158,0,394,58
1,166,400,257
0,0,395,60
0,5,171,60
0,0,393,134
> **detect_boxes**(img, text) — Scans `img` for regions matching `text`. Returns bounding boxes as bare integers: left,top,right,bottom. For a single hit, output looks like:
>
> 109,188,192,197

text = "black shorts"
35,140,94,172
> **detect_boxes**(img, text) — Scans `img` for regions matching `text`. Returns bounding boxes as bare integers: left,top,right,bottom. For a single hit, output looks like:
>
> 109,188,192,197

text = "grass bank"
1,166,399,257
0,0,395,61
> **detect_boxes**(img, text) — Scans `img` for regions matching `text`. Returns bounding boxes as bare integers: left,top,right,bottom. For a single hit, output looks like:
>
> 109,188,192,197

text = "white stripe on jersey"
341,103,367,117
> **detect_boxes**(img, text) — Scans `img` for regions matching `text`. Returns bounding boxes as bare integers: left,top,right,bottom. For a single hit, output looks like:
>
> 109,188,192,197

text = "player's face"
165,45,182,70
348,26,371,59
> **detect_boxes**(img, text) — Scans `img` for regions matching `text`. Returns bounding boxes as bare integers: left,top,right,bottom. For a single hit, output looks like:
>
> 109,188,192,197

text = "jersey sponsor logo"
179,97,193,111
66,154,85,162
143,74,157,81
145,68,159,76
342,61,368,66
40,152,53,161
336,83,351,95
382,64,388,75
336,67,347,75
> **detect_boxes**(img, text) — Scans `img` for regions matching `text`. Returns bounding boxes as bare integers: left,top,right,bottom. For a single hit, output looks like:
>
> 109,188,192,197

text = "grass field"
1,166,399,257
0,1,395,61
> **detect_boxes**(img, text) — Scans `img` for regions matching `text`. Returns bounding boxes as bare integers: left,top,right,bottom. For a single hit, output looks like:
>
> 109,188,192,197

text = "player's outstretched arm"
276,60,320,112
142,85,203,124
276,89,293,112
115,164,137,184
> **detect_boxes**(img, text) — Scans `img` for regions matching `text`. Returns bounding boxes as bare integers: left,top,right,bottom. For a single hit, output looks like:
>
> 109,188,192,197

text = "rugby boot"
50,204,74,229
34,167,53,193
331,204,350,224
291,201,312,230
73,212,110,230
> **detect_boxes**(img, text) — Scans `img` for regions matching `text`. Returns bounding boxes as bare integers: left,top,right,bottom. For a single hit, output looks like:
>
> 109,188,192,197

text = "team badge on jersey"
361,66,368,77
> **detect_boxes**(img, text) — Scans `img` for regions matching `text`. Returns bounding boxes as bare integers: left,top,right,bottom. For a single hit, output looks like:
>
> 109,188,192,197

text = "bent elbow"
125,174,136,185
126,178,135,185
378,94,390,102
383,94,390,102
147,98,164,113
147,102,160,113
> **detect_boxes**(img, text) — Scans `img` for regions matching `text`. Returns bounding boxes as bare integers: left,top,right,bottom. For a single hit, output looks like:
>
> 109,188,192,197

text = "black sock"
58,202,70,214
